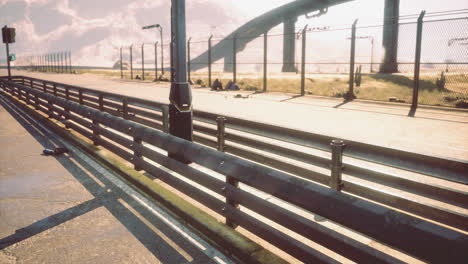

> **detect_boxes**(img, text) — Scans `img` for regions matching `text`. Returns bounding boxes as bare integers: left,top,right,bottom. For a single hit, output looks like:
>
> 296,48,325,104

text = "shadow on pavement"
0,94,216,263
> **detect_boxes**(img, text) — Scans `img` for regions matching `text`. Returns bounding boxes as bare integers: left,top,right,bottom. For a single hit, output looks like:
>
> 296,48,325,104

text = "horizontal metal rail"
1,78,467,263
4,75,467,224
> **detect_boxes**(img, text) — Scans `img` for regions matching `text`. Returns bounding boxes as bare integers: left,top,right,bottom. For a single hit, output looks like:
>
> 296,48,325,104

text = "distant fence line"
114,14,467,109
10,13,468,109
14,51,73,74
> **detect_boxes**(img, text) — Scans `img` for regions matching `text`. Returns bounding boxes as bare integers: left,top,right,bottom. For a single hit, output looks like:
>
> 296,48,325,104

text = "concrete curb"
1,90,288,264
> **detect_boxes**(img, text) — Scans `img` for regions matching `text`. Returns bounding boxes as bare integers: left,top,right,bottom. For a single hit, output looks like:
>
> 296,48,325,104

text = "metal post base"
168,104,193,164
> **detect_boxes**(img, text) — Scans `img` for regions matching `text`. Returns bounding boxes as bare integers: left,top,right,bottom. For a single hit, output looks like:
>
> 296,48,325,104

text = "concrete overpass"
189,0,353,73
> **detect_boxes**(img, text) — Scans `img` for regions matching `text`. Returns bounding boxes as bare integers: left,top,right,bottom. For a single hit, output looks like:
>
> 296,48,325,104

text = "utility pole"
168,0,192,163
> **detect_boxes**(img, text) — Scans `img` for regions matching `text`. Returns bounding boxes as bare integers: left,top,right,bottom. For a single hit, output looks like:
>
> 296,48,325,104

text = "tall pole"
130,45,133,80
154,41,158,80
69,51,72,73
263,32,267,92
346,19,358,101
300,25,308,96
409,11,425,117
370,37,374,73
119,47,123,78
160,27,164,75
5,43,11,77
187,37,191,82
169,0,193,163
141,43,145,80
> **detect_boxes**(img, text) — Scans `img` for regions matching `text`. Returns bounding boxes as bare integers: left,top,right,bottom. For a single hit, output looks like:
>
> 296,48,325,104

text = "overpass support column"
282,17,297,73
380,0,400,73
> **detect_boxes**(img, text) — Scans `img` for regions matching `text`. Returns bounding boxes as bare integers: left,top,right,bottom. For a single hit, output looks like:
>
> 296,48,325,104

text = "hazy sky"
1,0,467,66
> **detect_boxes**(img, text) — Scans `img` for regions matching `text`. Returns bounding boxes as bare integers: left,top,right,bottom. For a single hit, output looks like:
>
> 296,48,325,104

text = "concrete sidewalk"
3,69,468,160
0,94,233,264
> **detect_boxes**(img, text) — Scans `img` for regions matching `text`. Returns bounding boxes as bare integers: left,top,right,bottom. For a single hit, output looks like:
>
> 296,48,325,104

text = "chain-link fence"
12,51,73,73
13,13,464,109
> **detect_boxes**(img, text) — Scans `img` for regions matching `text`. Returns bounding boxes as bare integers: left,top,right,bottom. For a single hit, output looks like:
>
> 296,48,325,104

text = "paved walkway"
0,93,233,264
3,69,468,161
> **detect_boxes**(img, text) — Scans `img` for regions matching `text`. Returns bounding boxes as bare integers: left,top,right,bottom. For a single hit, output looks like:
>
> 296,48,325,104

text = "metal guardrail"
1,76,467,263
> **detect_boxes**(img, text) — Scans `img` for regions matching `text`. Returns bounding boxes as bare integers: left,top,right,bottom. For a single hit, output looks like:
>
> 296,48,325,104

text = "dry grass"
76,69,468,108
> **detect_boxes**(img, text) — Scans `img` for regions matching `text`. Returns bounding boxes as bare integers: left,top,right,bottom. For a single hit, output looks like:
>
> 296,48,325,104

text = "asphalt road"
0,93,234,264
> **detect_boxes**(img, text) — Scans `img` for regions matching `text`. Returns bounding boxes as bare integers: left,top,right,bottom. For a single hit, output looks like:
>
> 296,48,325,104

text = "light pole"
168,0,192,163
142,24,164,76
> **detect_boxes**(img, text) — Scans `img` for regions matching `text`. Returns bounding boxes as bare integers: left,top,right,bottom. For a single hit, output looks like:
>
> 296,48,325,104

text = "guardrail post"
34,93,39,110
330,139,345,191
120,47,123,79
64,86,70,128
141,44,145,80
217,116,239,228
98,95,104,111
78,89,83,105
208,35,213,87
53,83,57,96
92,120,100,146
42,81,47,93
409,11,425,117
263,32,267,92
216,116,226,152
346,19,358,101
300,25,308,96
162,105,169,133
122,98,129,119
130,45,133,80
132,137,143,171
47,96,53,118
233,34,237,83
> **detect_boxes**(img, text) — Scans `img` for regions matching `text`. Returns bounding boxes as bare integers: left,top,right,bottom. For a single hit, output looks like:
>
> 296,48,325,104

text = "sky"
1,0,467,67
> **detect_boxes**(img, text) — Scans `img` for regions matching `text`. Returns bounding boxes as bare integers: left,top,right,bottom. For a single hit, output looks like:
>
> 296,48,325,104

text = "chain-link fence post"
120,47,123,79
301,25,308,96
61,52,64,73
141,43,145,80
69,51,72,73
346,19,358,100
409,11,426,117
130,45,133,80
154,42,158,81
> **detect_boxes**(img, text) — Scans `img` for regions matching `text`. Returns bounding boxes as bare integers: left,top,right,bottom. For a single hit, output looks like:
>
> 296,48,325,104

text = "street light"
142,23,164,76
